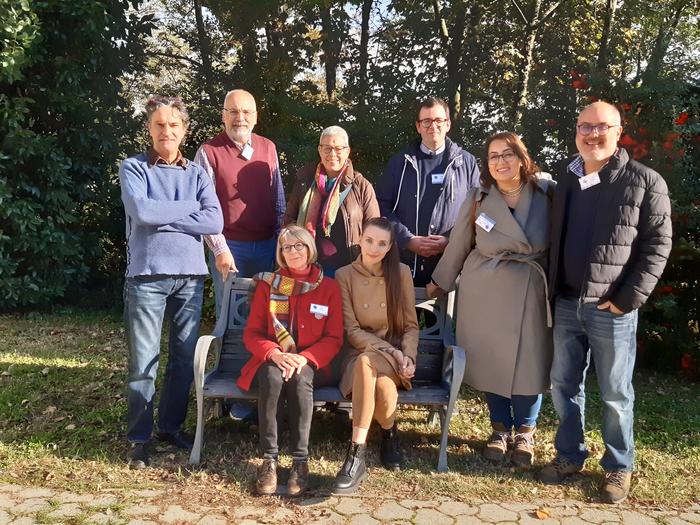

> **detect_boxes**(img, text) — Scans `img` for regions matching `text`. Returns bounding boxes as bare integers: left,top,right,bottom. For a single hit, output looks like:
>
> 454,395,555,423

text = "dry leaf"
43,406,57,415
41,367,50,376
65,424,76,430
535,507,551,520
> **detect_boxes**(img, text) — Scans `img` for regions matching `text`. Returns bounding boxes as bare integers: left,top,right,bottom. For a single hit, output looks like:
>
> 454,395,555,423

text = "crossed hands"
385,347,415,380
406,235,448,258
269,350,308,381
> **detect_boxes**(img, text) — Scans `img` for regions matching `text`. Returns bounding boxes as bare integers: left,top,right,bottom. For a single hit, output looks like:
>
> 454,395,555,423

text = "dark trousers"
256,361,315,460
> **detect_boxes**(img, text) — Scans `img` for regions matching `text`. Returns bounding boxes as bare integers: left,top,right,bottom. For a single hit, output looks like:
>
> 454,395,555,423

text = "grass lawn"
0,311,698,508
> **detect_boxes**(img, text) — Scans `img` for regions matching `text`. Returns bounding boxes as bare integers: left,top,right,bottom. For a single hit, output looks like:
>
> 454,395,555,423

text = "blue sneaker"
228,400,258,424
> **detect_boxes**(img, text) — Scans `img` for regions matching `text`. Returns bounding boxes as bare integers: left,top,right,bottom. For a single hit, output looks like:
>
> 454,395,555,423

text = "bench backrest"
214,276,455,384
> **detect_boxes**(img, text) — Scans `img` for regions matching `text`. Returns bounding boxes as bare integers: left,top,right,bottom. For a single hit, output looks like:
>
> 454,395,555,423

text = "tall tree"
510,0,566,130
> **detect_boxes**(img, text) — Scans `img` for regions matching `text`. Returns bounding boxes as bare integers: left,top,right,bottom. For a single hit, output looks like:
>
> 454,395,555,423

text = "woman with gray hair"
284,125,380,277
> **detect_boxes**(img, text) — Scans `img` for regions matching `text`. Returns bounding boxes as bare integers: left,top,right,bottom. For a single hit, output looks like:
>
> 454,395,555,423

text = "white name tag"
310,303,329,317
241,143,254,160
431,173,445,185
578,171,601,190
475,212,496,232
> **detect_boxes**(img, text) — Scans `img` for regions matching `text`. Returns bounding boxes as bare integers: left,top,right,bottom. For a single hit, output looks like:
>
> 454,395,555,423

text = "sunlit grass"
1,312,698,506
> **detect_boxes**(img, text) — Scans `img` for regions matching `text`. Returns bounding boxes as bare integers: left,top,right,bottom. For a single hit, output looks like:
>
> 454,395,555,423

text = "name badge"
241,143,254,160
578,172,601,190
475,212,496,232
431,173,445,185
310,303,329,318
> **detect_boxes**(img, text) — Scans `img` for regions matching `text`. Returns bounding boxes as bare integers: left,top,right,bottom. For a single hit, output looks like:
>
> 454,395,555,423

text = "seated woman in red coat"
238,225,343,496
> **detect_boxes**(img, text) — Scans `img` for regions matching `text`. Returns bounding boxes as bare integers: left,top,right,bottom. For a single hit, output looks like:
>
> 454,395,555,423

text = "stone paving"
1,482,698,525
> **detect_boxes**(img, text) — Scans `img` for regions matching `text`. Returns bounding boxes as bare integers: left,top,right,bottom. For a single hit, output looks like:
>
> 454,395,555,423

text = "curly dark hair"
145,96,190,129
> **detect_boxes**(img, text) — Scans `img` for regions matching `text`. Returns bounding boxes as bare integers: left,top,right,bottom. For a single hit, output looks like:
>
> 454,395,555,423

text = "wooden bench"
189,274,466,472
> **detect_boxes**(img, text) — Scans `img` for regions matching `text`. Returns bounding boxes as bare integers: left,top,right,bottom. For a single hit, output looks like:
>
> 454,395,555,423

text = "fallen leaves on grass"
534,507,552,519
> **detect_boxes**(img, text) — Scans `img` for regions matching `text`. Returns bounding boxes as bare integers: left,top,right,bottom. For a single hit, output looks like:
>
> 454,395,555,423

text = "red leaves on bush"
621,103,633,112
619,134,636,146
572,79,588,90
545,118,558,126
675,112,689,125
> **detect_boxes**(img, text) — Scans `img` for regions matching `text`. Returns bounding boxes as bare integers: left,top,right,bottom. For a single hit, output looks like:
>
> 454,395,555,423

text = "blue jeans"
124,275,204,443
485,392,542,430
209,238,276,316
551,296,638,472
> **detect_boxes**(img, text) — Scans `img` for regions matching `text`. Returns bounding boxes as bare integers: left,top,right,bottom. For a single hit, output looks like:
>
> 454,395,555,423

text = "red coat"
238,265,343,391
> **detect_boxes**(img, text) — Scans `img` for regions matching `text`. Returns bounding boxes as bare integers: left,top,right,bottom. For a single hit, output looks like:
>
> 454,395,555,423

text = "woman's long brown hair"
480,131,540,188
362,217,405,347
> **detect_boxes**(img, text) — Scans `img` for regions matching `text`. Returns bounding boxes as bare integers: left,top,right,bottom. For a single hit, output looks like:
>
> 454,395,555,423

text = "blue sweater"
119,153,224,277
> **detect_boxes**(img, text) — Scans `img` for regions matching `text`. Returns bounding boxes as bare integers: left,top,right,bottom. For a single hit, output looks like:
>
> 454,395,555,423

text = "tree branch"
532,0,566,30
509,0,529,25
148,50,203,68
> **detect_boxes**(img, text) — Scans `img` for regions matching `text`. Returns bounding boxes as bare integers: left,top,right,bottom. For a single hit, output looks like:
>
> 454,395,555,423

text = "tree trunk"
193,0,216,102
641,0,686,85
432,0,466,126
320,1,345,102
596,0,617,74
357,0,372,108
513,0,542,131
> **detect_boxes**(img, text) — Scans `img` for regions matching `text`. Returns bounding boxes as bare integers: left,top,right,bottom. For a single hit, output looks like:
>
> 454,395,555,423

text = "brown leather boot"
512,425,536,467
483,422,512,463
287,459,309,496
255,458,277,495
601,471,632,504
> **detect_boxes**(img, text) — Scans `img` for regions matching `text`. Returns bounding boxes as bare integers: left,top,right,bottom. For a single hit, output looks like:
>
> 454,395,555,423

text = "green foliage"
0,0,153,310
1,0,699,376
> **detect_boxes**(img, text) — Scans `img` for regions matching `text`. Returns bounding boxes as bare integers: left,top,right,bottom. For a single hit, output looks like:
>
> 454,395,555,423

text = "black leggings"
255,361,315,460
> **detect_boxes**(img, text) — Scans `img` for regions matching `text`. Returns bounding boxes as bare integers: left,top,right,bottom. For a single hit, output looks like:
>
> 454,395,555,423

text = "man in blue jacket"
376,97,480,285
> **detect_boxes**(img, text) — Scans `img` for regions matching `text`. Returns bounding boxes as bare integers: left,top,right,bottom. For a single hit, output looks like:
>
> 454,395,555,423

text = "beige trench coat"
432,180,554,397
334,259,419,397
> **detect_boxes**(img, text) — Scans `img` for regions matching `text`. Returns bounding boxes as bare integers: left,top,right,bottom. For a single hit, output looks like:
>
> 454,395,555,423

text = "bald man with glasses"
376,96,480,286
540,101,672,504
195,89,285,307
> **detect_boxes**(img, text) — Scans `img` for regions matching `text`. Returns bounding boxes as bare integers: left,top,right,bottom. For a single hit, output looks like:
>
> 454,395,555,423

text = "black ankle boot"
333,442,367,495
380,423,403,470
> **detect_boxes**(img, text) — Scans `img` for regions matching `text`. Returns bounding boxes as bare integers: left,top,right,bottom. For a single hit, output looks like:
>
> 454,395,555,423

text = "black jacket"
549,148,672,313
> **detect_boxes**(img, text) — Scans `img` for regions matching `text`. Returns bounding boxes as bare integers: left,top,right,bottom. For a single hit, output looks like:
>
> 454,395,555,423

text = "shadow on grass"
1,311,699,504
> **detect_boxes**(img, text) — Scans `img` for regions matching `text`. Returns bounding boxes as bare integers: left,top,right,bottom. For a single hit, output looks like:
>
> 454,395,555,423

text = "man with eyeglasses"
195,89,285,304
540,101,672,504
195,89,285,424
376,96,480,286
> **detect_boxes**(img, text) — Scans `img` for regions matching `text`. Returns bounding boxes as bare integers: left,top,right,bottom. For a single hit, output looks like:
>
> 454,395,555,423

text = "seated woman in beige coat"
428,132,554,468
332,217,419,494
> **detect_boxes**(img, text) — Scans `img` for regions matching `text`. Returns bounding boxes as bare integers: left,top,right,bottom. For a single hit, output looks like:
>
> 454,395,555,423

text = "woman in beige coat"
332,217,419,494
428,132,554,467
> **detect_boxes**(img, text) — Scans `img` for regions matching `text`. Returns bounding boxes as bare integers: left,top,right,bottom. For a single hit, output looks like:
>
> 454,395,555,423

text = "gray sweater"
119,153,223,277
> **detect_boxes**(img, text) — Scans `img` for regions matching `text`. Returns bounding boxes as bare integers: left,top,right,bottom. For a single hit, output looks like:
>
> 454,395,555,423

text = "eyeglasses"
488,152,517,164
281,242,307,253
223,108,256,117
576,123,620,136
418,118,449,129
319,145,349,155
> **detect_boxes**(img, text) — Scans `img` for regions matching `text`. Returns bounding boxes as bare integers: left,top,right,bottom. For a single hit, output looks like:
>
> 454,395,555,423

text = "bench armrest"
441,344,466,391
193,335,222,395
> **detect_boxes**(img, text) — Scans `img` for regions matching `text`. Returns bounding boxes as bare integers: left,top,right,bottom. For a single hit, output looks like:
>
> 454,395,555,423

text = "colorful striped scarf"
296,162,347,238
253,266,324,353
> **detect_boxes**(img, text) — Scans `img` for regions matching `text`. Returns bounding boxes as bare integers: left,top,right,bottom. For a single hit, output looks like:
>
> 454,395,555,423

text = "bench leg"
437,402,456,472
189,390,205,465
426,409,440,428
